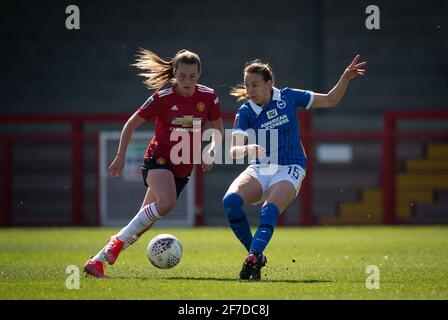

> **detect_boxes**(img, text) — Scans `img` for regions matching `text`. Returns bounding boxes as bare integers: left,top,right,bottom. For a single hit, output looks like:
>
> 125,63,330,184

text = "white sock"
91,244,108,262
91,234,140,263
116,203,161,243
123,234,140,250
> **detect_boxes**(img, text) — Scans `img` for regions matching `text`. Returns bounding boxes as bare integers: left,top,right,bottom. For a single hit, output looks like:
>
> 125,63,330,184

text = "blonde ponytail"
132,48,201,92
132,48,175,91
230,84,249,102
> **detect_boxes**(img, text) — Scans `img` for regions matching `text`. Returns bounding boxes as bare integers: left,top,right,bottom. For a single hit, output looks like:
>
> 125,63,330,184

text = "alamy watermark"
365,5,380,30
66,5,80,30
65,265,80,290
168,124,279,175
365,265,380,290
65,5,379,31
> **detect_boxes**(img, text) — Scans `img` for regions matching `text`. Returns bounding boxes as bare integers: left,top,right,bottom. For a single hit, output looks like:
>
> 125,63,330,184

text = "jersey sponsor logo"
260,114,290,129
276,100,286,109
171,105,179,111
156,157,166,165
171,115,202,127
267,109,278,119
196,102,206,112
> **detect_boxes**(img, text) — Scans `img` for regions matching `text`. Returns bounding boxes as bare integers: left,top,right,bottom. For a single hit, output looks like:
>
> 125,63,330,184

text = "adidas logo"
171,105,179,111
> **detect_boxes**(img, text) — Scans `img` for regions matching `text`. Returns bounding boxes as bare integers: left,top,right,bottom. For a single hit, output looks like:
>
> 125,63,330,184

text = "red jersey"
137,84,222,178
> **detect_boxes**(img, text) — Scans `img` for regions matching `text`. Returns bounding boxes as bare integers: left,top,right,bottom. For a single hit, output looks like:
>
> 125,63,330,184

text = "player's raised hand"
109,154,125,177
342,54,367,80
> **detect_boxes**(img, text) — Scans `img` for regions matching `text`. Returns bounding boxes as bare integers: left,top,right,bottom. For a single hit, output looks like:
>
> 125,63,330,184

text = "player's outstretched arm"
311,54,367,109
109,112,146,177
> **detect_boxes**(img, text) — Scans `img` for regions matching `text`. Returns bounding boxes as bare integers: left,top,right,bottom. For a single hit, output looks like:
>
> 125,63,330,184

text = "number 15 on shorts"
287,165,301,180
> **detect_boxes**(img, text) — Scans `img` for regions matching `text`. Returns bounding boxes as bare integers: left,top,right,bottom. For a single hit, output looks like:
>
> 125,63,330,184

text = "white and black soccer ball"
147,234,183,269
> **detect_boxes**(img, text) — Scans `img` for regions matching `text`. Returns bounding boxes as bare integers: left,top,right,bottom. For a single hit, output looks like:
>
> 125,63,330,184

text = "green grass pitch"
0,226,447,299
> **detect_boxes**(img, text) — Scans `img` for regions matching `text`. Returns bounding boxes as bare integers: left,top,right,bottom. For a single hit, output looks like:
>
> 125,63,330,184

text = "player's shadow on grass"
164,276,331,283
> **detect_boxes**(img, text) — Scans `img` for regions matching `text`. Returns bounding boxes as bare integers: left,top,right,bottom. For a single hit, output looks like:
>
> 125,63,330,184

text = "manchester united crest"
196,102,206,112
156,157,166,165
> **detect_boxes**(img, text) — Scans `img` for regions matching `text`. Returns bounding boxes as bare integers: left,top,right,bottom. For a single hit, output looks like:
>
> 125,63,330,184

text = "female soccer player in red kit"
84,49,224,278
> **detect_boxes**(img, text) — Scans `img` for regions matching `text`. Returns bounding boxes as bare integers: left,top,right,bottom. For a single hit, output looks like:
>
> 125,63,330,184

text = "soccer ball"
147,234,183,269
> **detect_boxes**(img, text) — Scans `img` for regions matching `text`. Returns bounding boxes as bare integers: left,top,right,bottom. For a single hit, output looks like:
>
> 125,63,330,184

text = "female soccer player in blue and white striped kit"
224,55,366,280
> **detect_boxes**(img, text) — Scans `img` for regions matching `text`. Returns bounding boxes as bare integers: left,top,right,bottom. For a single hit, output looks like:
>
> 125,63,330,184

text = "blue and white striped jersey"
232,87,314,168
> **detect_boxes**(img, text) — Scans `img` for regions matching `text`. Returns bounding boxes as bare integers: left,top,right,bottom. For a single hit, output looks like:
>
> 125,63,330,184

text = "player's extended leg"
251,180,296,255
246,180,296,280
112,169,176,250
87,188,156,265
223,172,263,253
121,187,158,248
84,170,176,277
